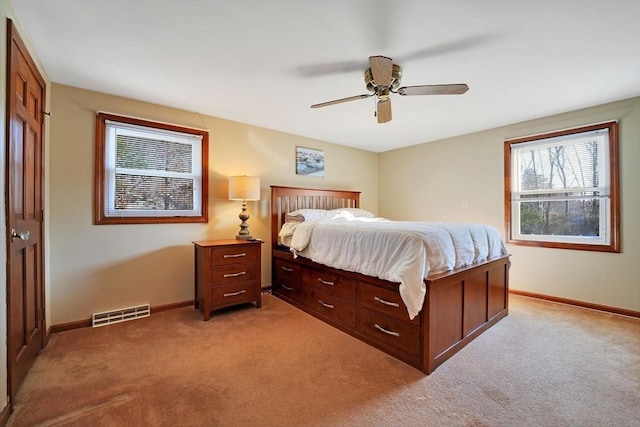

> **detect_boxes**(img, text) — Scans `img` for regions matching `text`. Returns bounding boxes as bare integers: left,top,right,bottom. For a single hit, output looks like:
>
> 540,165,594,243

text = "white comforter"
279,217,508,319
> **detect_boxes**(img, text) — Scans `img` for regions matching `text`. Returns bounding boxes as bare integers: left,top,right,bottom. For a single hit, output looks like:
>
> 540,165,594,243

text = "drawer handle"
374,323,400,338
223,271,247,278
374,296,400,308
317,278,335,286
281,266,293,272
318,300,334,309
281,284,294,291
223,290,247,297
223,252,246,258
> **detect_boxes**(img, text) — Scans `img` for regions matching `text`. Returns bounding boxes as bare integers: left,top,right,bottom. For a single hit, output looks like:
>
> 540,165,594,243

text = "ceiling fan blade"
376,99,392,124
397,84,469,96
310,94,371,108
369,56,393,87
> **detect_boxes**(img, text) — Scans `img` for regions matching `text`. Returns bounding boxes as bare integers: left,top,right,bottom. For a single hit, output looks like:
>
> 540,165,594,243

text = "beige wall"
49,84,378,325
379,97,640,312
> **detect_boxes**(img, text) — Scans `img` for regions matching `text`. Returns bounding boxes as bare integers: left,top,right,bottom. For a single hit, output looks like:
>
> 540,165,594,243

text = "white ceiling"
9,0,640,153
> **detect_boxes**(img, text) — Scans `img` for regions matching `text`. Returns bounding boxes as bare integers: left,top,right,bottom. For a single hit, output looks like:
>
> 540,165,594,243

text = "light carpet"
7,294,640,426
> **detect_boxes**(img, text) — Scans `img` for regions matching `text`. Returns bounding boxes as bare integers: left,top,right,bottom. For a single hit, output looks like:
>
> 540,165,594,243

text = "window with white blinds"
505,121,619,252
95,113,209,224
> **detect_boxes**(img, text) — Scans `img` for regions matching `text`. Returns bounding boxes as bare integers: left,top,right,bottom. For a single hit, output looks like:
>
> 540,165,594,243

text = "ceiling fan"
310,56,469,124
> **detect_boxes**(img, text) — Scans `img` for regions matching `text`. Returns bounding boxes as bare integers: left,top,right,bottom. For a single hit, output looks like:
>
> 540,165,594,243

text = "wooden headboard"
270,186,361,250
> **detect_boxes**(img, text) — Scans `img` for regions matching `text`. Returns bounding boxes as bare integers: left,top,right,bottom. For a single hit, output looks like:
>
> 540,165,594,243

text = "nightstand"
193,239,263,320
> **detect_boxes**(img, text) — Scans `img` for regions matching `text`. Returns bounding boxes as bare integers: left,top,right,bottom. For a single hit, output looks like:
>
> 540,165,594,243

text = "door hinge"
36,210,44,222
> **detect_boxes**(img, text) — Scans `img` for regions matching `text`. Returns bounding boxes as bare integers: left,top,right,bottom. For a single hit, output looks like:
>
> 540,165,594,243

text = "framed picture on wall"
296,146,325,177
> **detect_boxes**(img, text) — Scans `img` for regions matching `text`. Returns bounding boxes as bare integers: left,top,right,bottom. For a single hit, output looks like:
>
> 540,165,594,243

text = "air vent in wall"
92,304,150,327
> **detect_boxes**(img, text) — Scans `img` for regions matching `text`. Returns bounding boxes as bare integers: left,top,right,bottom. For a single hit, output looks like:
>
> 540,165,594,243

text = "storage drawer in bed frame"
271,248,510,374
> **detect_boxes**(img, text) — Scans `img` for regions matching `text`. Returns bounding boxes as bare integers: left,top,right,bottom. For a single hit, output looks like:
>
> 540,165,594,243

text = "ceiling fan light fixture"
377,87,390,99
365,64,402,92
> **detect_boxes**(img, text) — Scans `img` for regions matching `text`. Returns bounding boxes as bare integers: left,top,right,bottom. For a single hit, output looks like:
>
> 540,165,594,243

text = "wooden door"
5,19,46,401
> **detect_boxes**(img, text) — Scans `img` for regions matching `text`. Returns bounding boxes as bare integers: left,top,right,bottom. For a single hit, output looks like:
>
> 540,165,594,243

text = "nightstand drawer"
212,263,256,285
211,245,258,266
212,282,257,309
193,239,263,320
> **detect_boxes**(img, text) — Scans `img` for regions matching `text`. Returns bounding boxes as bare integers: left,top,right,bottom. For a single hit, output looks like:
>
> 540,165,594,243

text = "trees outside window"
95,113,209,224
504,121,619,252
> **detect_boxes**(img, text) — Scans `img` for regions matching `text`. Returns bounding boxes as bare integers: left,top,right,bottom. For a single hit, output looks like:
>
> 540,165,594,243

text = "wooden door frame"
5,17,47,403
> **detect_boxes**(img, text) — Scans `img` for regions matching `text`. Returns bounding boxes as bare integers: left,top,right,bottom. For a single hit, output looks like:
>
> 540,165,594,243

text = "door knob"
11,229,30,241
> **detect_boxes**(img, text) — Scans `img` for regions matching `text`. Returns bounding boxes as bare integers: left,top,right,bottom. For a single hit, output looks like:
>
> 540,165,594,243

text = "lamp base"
236,202,253,240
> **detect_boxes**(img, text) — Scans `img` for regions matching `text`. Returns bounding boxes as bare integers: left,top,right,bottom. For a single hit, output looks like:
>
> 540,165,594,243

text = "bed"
270,185,510,374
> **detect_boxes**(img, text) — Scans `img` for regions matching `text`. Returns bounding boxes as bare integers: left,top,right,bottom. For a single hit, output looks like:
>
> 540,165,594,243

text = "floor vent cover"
92,304,150,327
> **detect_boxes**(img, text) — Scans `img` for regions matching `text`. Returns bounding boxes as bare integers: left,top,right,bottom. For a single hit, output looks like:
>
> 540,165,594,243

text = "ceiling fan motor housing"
365,64,402,93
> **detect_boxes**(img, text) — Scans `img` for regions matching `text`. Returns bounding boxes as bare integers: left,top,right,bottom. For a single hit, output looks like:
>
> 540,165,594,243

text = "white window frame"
504,121,619,253
95,113,209,224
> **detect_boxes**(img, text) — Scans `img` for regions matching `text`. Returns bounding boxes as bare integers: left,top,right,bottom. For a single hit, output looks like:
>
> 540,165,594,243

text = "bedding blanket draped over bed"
279,218,508,320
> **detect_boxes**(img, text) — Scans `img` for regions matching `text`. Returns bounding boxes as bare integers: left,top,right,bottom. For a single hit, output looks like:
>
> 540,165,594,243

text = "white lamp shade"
228,176,261,201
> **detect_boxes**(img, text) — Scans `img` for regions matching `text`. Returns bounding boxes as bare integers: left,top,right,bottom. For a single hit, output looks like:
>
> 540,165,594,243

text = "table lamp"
228,175,260,240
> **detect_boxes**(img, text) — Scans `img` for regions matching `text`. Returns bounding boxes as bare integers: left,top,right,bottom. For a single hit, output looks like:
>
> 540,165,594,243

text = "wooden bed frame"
270,186,510,374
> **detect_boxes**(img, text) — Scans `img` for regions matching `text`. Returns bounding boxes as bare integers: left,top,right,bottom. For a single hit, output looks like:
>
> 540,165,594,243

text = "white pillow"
330,208,375,218
285,209,333,222
285,208,375,223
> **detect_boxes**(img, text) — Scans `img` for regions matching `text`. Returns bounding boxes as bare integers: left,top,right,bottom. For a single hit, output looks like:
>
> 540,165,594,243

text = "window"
95,113,209,224
504,121,619,252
